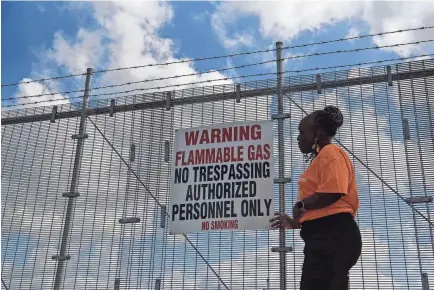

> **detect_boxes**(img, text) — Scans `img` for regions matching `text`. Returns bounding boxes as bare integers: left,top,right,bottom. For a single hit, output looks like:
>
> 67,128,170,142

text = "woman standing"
270,105,362,290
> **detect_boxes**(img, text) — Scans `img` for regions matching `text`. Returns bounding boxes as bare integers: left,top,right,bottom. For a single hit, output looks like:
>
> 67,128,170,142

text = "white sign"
169,120,274,234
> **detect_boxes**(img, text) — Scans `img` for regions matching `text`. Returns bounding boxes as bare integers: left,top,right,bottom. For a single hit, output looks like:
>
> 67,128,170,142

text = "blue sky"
2,1,434,109
2,1,434,289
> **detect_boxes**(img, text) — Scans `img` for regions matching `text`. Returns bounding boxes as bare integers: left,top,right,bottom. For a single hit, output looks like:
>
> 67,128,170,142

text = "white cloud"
211,1,434,57
210,8,255,50
47,28,105,75
346,27,361,41
7,78,71,110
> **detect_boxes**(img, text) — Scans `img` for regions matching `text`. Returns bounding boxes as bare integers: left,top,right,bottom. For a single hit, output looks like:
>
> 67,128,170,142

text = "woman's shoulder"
318,144,348,162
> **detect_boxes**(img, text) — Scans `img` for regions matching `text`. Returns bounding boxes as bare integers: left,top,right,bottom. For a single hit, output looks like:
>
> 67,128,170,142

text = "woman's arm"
301,157,349,211
293,192,344,219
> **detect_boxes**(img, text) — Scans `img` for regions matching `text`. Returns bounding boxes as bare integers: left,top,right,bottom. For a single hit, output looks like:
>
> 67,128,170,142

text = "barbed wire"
1,73,86,88
2,97,74,108
3,53,433,109
2,25,433,89
0,60,276,102
88,52,434,92
5,38,434,101
288,53,434,74
93,25,434,74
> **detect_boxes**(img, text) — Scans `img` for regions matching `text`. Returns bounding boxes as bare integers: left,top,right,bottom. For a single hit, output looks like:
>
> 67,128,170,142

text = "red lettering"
211,128,221,143
199,129,210,144
187,150,195,165
210,219,239,230
201,221,209,230
175,151,183,166
216,148,223,163
184,125,262,146
248,144,270,161
251,124,261,140
176,146,245,166
239,126,248,141
205,149,216,164
185,131,199,146
195,149,204,164
223,147,231,162
263,144,270,160
235,146,244,162
222,127,234,142
247,145,255,160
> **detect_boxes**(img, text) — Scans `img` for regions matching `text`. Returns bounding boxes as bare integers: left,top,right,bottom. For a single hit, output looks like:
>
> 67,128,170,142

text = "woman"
270,105,362,290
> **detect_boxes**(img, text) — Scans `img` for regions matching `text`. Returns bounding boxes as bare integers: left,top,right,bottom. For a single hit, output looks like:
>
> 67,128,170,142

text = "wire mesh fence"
1,59,433,290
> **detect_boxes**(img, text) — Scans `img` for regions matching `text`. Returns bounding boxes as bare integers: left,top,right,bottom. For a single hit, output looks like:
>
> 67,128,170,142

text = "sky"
2,1,434,109
1,1,434,290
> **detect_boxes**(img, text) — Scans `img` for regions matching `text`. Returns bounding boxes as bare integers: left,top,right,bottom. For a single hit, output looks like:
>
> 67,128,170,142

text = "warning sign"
169,120,274,234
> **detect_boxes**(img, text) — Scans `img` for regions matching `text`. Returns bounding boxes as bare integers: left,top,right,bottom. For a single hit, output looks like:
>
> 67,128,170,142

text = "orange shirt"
297,144,359,223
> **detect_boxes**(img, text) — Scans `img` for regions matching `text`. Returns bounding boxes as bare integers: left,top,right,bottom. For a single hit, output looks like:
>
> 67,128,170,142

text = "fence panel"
2,59,433,289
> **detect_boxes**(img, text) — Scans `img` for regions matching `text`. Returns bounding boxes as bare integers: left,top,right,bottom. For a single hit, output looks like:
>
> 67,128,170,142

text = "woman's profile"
270,105,362,290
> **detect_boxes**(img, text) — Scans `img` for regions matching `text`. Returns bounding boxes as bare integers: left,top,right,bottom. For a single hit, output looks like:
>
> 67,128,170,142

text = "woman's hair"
314,105,344,137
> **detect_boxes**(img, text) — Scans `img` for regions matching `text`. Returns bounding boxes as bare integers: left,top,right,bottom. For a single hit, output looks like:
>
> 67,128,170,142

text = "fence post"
53,68,93,290
276,41,287,290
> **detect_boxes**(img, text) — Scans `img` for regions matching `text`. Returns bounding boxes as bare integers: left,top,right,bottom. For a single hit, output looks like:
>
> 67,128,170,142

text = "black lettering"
249,199,257,217
179,204,186,220
207,165,213,181
264,199,272,216
193,203,200,219
236,163,243,179
242,181,249,198
172,204,179,221
263,162,270,178
231,200,237,217
224,182,231,198
234,182,241,198
174,168,188,184
213,165,221,181
193,184,200,201
224,200,231,218
243,163,250,179
221,164,228,181
229,164,236,180
208,202,215,219
186,203,193,220
249,181,257,197
200,167,206,182
216,201,224,218
241,200,248,217
193,167,199,182
185,186,193,201
206,183,215,200
200,202,207,219
216,183,223,199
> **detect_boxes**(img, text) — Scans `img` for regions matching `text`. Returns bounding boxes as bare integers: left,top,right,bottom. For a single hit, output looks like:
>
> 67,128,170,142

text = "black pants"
299,213,362,290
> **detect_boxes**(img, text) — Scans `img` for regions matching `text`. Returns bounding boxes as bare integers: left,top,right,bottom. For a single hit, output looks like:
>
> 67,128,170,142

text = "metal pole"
276,41,287,290
53,68,93,290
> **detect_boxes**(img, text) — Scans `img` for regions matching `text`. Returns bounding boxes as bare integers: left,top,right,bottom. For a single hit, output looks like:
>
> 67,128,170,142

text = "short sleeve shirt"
298,144,360,223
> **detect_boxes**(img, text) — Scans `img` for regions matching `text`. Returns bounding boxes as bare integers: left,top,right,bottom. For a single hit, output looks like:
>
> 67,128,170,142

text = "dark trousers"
299,213,362,290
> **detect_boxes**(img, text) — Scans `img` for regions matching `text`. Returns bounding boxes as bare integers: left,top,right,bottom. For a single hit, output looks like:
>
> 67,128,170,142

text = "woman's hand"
269,212,300,229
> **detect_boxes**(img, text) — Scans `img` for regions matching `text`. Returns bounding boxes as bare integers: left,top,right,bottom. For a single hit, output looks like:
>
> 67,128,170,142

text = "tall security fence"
2,58,434,290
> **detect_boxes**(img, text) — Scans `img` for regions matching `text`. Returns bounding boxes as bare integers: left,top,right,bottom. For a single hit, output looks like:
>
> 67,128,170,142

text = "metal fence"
2,57,434,290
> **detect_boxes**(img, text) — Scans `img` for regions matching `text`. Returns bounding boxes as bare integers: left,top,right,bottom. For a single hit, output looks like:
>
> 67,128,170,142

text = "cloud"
346,27,361,41
47,28,105,75
6,1,234,111
3,78,71,110
211,1,434,57
210,8,255,50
